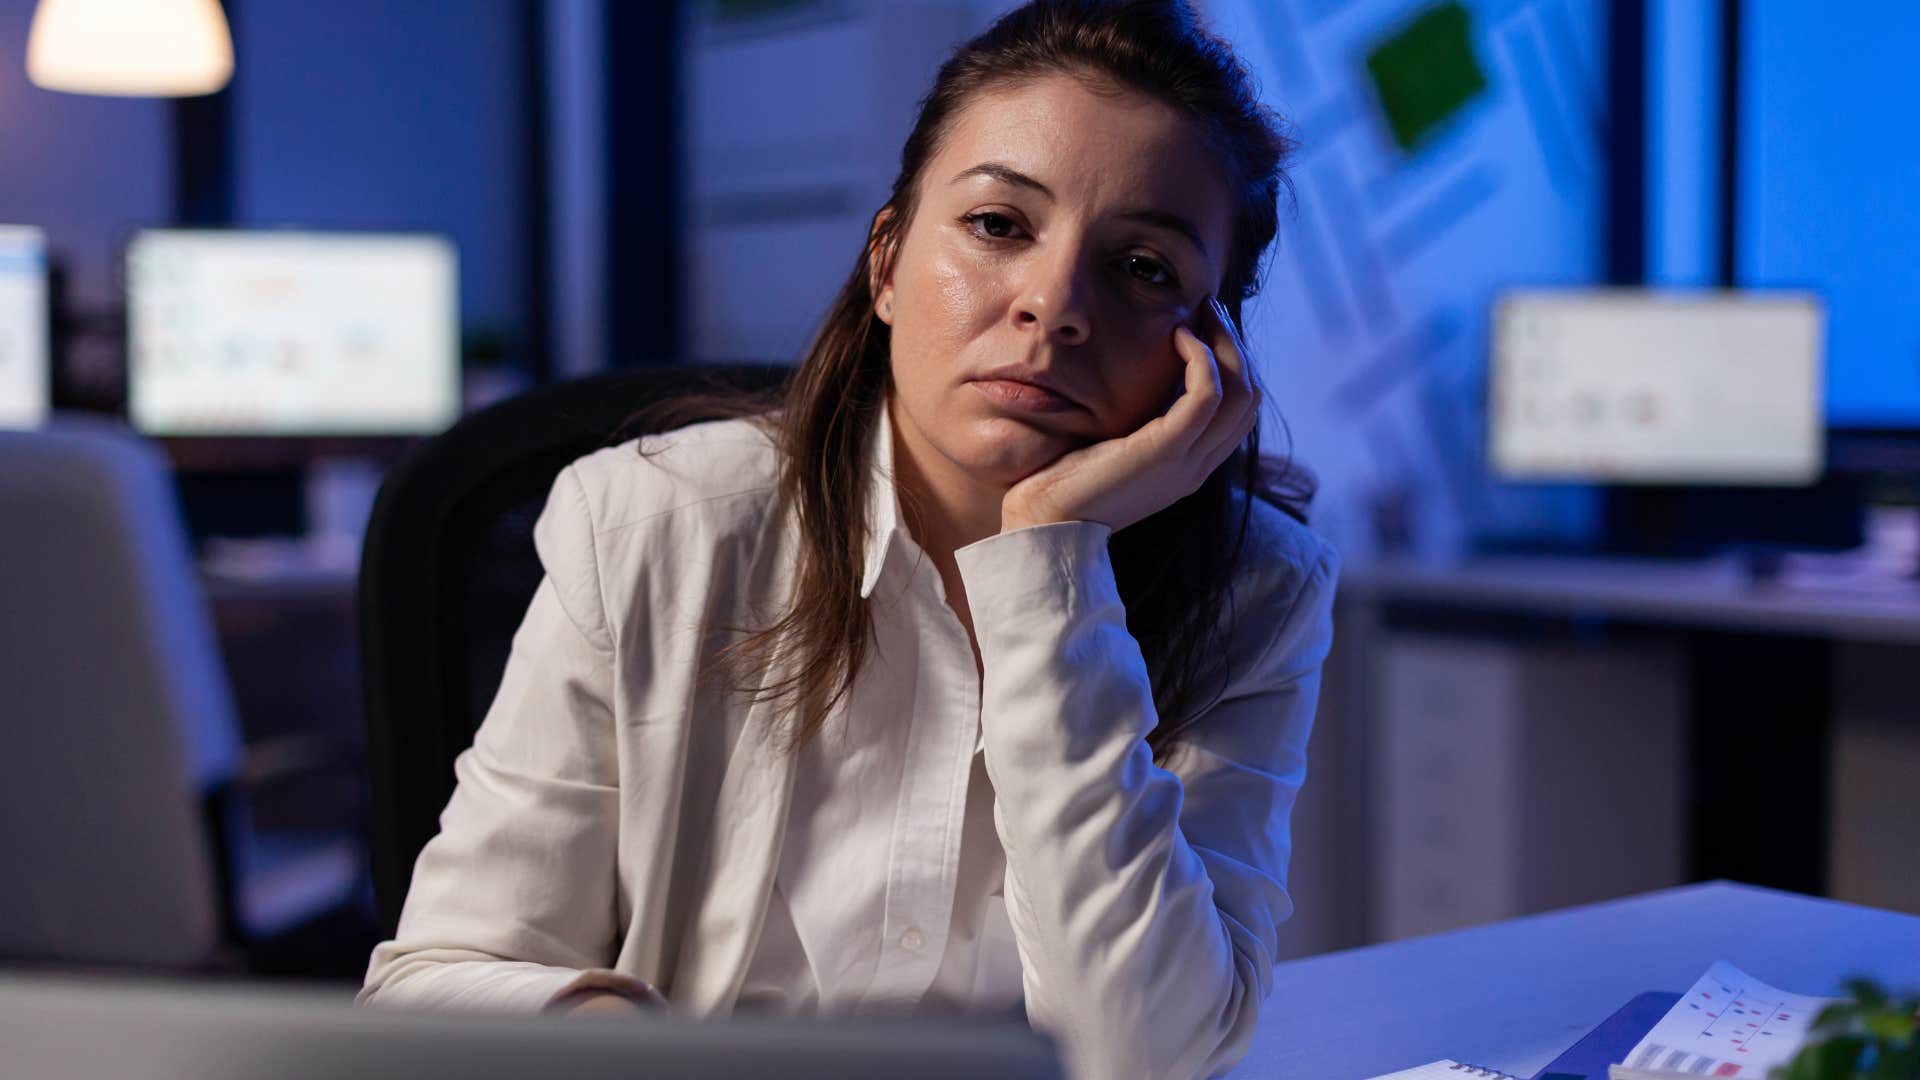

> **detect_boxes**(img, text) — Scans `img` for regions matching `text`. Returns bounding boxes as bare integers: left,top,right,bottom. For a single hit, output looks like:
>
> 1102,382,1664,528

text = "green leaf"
1844,977,1891,1011
1771,1052,1816,1080
1812,1034,1871,1077
1813,1000,1861,1032
1873,1043,1920,1080
1771,979,1920,1080
1863,1007,1915,1042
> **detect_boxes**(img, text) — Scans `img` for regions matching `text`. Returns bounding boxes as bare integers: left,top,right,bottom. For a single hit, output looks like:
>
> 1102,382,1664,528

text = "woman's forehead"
932,74,1229,218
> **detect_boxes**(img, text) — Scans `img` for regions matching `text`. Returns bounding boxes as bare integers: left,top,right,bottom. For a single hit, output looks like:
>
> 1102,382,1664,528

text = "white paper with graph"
1612,962,1834,1077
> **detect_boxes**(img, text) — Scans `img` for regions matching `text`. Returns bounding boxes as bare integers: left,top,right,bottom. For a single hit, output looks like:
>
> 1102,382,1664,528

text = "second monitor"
126,228,460,439
1489,289,1825,486
0,225,49,431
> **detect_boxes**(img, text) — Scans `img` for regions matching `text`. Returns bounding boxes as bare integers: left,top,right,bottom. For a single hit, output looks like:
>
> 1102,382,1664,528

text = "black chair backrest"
358,364,790,934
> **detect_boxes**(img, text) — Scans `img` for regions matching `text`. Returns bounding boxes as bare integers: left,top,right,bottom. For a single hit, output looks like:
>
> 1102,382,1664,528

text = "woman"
361,2,1337,1078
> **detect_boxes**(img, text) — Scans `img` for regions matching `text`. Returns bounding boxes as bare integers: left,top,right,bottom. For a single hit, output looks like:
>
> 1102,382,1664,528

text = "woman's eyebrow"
1121,208,1208,258
948,161,1209,257
950,161,1052,197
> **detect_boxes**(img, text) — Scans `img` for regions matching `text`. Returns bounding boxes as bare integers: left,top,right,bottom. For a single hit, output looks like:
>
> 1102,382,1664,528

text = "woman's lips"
970,378,1078,414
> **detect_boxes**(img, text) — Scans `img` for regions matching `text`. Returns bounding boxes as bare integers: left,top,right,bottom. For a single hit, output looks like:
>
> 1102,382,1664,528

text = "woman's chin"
947,417,1079,486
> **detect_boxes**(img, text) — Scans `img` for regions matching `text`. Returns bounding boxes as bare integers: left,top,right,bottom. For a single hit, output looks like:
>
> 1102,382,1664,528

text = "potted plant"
1777,978,1919,1079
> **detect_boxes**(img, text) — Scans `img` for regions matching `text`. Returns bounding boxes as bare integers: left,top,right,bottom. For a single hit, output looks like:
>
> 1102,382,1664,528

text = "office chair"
358,363,790,935
0,416,370,972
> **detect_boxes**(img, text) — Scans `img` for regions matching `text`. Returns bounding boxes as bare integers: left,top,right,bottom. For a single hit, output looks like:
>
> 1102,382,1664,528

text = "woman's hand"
548,982,670,1018
557,991,655,1017
1000,295,1260,534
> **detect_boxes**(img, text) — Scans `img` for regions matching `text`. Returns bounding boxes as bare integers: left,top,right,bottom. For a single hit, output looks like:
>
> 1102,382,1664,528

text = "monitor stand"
178,456,384,587
1600,478,1866,558
174,469,304,551
303,456,383,551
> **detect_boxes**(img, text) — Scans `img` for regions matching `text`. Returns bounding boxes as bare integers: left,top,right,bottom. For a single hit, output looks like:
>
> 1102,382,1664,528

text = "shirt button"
899,927,926,952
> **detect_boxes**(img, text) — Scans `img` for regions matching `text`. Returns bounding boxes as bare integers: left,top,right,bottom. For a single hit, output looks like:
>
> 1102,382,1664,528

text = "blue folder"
1532,991,1684,1080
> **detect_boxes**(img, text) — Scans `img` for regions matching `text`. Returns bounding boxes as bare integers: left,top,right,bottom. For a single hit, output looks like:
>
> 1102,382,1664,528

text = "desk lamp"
26,0,232,98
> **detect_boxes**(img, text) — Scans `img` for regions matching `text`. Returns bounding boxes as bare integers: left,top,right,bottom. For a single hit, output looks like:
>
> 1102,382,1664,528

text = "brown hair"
643,0,1309,757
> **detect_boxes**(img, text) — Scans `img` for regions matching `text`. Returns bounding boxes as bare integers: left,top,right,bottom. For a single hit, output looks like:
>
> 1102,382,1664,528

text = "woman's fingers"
1197,388,1260,472
1193,299,1251,437
1162,321,1225,450
1206,296,1253,397
1182,297,1256,463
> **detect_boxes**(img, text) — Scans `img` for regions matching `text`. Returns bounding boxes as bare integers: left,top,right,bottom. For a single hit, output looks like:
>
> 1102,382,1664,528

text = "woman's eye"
959,211,1024,241
1122,254,1178,290
958,214,1178,292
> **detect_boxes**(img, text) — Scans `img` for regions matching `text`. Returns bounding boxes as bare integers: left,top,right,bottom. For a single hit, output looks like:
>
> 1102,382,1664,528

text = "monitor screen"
126,229,459,436
1737,5,1920,431
1489,290,1824,486
0,225,50,430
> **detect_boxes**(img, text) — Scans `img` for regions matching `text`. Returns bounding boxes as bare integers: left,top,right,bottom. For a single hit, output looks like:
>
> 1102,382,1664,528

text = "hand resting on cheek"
999,294,1261,535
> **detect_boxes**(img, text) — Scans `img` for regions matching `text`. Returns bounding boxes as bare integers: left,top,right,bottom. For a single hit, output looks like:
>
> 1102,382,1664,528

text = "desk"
1238,881,1920,1079
1345,555,1920,645
1332,555,1920,924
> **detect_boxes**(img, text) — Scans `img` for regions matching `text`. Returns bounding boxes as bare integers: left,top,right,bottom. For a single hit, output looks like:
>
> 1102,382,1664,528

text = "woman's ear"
867,205,898,324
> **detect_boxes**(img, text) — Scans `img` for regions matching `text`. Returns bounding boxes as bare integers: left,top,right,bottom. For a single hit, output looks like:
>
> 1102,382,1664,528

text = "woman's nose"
1012,248,1092,345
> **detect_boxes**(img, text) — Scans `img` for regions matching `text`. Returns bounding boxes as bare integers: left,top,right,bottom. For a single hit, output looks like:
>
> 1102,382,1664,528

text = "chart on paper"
1620,962,1833,1076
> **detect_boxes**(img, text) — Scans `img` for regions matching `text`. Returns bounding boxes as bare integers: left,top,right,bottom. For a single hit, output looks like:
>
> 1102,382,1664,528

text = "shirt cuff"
952,520,1118,623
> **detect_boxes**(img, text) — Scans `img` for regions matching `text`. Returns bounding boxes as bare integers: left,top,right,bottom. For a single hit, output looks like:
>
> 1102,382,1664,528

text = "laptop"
0,972,1063,1079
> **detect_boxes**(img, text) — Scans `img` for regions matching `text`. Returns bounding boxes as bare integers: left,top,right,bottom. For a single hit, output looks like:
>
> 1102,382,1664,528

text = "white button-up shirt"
737,414,1022,1017
361,403,1339,1080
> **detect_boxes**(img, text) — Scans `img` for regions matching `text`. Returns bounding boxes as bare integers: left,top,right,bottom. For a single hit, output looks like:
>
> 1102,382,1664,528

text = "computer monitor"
125,228,460,440
1488,289,1825,486
0,972,1063,1080
0,225,50,430
1736,5,1920,434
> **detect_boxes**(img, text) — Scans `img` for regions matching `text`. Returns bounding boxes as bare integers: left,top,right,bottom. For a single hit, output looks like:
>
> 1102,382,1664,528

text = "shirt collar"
859,397,903,600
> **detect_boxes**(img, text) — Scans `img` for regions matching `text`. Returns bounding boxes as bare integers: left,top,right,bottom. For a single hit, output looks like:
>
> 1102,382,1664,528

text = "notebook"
1367,1062,1522,1079
1532,991,1680,1079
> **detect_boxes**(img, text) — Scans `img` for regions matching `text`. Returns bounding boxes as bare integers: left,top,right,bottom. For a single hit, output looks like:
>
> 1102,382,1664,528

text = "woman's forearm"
956,521,1325,1080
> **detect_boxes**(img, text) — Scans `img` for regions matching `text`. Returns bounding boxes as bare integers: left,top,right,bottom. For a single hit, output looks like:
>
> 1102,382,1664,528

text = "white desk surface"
1344,555,1920,645
1235,881,1920,1079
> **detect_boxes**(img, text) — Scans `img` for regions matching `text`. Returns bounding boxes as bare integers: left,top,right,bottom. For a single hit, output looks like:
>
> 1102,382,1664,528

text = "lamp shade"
26,0,233,97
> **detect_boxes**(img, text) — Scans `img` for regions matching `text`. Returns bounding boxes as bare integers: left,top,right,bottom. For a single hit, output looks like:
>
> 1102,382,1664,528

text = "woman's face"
874,72,1235,492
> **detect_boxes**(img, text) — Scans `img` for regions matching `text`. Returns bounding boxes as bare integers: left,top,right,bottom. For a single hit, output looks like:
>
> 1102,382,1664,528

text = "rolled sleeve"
956,517,1339,1080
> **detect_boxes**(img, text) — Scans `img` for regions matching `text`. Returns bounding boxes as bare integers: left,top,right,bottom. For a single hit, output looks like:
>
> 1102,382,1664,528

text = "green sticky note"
1365,1,1488,152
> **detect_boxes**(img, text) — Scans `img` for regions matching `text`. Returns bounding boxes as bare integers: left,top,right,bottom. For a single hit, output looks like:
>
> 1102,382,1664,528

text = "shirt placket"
863,543,981,1008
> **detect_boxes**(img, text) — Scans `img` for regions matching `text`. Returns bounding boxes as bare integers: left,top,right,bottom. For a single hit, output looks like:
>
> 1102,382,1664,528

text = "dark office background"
2,0,1916,983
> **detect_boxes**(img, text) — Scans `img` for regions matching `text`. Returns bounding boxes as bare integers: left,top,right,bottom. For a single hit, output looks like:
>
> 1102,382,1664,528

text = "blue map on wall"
1208,0,1607,559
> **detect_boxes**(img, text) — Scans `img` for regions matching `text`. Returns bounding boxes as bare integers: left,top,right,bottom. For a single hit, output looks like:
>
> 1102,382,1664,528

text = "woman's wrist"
544,970,668,1015
999,496,1069,533
551,989,649,1016
999,508,1047,533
